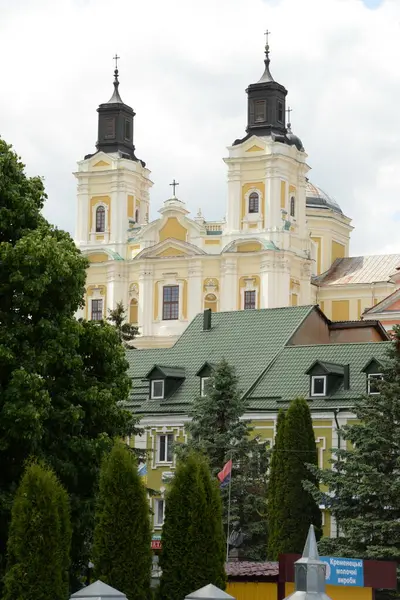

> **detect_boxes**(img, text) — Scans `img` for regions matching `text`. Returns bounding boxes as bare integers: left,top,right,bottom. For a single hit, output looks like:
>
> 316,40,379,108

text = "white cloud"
1,0,399,255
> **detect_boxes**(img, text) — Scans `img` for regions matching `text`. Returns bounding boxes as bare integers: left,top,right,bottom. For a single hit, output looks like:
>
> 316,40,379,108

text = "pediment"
363,289,400,315
246,145,264,153
93,160,111,168
134,238,206,260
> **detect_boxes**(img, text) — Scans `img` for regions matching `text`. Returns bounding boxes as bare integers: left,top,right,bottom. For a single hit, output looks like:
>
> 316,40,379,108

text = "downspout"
333,408,341,538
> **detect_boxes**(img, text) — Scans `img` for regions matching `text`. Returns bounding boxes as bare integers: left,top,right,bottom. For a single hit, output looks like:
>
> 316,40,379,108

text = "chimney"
203,308,212,331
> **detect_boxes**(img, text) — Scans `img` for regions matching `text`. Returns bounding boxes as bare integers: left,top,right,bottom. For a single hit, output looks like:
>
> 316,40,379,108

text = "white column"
226,163,241,233
220,258,238,311
260,258,273,308
76,180,89,244
187,260,203,321
138,266,154,337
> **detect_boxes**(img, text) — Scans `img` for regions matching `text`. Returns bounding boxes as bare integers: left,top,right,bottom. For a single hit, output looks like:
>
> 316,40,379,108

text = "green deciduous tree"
180,359,269,560
159,452,226,600
3,462,71,600
93,441,151,600
311,331,400,597
267,398,321,559
108,301,138,346
0,139,139,586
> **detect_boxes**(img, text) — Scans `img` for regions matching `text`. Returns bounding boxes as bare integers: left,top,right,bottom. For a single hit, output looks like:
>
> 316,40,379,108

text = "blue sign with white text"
320,556,364,587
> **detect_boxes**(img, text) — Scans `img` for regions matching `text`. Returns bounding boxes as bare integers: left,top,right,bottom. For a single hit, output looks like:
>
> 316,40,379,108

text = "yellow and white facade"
75,47,400,346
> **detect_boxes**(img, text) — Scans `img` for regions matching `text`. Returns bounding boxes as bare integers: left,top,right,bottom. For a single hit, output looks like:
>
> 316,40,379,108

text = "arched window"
95,205,106,232
249,192,259,214
135,208,139,223
290,196,295,217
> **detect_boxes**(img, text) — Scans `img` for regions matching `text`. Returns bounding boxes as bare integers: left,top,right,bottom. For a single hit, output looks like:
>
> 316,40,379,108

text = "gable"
246,145,264,152
93,160,110,167
159,217,187,243
156,246,187,257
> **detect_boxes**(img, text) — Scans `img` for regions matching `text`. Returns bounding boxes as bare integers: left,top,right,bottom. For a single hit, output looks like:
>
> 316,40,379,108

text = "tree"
312,330,400,596
159,452,226,600
267,398,321,558
93,441,151,600
180,359,269,560
108,301,138,346
0,139,139,586
267,409,286,560
3,462,71,600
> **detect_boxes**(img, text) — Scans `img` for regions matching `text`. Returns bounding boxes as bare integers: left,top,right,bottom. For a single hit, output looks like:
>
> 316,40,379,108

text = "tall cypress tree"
281,397,321,553
159,452,226,600
312,329,400,597
181,359,269,560
3,462,71,600
92,442,151,600
267,399,321,558
267,409,286,560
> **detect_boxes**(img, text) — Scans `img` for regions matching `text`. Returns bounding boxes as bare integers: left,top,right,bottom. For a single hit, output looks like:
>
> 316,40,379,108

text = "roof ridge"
284,341,392,349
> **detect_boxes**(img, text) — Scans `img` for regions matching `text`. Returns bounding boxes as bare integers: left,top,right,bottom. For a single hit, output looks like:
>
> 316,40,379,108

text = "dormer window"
311,376,326,397
367,373,383,395
306,361,349,398
201,377,210,396
362,358,384,396
151,380,164,399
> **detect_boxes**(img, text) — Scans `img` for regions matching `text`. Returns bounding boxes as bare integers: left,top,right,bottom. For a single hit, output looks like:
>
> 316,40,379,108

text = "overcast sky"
1,0,399,255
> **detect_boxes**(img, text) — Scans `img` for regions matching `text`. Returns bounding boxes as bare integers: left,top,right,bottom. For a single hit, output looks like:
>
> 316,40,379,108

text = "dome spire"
257,29,275,84
107,53,123,104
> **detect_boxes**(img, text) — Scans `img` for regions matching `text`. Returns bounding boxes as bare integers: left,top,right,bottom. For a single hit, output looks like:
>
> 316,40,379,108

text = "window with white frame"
248,192,259,214
311,375,326,397
154,498,165,527
201,377,210,396
95,205,106,232
162,285,179,320
157,433,174,463
91,298,103,321
367,373,383,395
244,290,256,310
151,380,164,399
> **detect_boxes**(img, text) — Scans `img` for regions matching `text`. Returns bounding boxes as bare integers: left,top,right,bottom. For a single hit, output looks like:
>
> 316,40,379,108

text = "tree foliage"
0,139,139,586
311,330,400,596
3,462,71,600
93,442,151,600
159,452,226,600
180,359,269,560
267,398,321,559
108,301,138,347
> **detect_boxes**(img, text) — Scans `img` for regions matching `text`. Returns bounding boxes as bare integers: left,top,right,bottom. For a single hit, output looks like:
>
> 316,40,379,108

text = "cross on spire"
286,105,292,126
169,179,179,196
113,54,120,70
264,29,271,46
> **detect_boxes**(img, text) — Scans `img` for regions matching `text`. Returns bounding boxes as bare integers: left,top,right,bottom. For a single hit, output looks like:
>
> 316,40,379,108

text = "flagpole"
225,449,233,563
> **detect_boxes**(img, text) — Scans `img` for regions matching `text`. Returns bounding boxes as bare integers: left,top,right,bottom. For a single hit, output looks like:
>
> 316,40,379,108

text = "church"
74,40,400,348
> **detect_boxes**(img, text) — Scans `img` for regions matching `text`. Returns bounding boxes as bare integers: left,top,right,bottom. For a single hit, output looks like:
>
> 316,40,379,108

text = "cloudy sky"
1,0,399,255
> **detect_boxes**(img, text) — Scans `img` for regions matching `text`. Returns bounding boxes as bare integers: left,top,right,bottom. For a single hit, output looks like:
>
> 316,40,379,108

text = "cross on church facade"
169,179,179,196
113,54,120,70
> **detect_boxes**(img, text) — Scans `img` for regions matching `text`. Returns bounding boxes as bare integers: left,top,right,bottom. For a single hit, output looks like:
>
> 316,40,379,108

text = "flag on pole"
217,459,232,488
138,462,148,477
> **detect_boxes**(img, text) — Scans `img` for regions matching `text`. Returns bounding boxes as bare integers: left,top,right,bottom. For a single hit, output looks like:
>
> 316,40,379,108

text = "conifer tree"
267,409,286,560
312,330,400,595
3,462,71,600
181,359,269,560
159,452,226,600
107,301,138,346
267,398,321,558
92,441,151,600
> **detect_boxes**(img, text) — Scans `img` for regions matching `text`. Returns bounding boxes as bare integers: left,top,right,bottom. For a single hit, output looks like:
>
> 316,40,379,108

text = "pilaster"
138,265,154,337
187,260,203,321
220,258,238,311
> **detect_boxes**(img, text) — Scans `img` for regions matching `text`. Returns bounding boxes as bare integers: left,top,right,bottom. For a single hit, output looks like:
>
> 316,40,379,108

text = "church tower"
75,60,153,257
223,36,313,308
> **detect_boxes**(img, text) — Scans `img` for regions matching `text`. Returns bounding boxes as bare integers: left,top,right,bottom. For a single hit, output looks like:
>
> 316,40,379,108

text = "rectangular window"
91,299,103,321
201,377,210,396
158,433,174,463
154,498,165,527
151,380,164,399
277,101,284,123
311,375,326,397
124,119,132,141
254,100,266,123
163,285,179,320
368,373,382,395
244,290,256,310
104,117,115,139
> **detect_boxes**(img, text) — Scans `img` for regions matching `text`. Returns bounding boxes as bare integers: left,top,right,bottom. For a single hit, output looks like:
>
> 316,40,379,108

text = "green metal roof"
127,305,315,414
248,341,391,409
